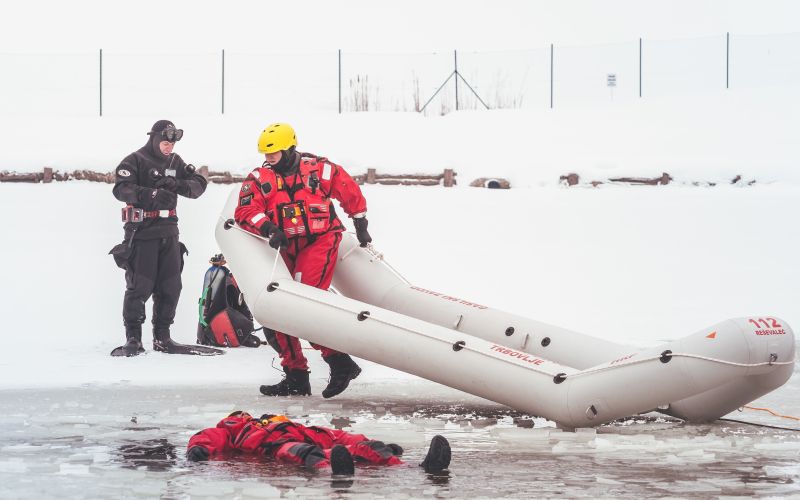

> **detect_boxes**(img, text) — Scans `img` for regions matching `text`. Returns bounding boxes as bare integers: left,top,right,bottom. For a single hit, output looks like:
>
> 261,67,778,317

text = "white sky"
2,0,799,52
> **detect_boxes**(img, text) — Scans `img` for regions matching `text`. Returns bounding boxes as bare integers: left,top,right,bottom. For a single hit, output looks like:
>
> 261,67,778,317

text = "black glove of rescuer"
187,446,210,462
141,188,177,210
259,221,289,249
353,217,372,247
155,176,179,193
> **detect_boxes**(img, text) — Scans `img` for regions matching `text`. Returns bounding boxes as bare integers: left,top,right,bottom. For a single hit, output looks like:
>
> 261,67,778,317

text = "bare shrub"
347,75,380,112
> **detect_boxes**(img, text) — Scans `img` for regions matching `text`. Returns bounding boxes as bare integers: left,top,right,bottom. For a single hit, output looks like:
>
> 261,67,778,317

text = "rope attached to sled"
741,405,800,422
568,352,796,380
338,237,411,285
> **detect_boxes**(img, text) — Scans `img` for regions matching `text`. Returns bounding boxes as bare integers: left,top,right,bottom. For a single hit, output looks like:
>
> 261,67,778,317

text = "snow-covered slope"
1,181,797,392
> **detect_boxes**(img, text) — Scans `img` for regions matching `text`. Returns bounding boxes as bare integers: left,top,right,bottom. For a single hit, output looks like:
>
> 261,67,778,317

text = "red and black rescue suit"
187,412,402,469
233,151,367,371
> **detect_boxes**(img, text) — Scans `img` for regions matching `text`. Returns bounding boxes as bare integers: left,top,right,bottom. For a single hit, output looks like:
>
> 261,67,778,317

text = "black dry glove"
353,217,372,247
187,446,210,462
156,176,190,196
258,221,288,249
269,231,289,250
258,220,277,238
140,188,177,210
155,176,179,193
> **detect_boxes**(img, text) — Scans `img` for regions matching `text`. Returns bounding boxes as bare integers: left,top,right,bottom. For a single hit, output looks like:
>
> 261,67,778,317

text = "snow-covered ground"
0,180,798,497
4,88,800,189
2,181,798,388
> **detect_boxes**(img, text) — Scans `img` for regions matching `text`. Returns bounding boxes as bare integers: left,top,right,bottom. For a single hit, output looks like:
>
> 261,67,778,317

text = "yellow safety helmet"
257,123,297,154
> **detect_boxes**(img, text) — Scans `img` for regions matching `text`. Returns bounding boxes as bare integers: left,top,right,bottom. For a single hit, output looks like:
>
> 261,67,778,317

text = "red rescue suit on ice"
234,153,367,371
187,412,402,469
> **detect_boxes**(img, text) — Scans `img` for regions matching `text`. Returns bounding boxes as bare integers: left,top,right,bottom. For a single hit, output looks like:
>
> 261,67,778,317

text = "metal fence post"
726,32,730,89
639,38,642,98
99,49,103,116
549,43,554,109
454,50,459,111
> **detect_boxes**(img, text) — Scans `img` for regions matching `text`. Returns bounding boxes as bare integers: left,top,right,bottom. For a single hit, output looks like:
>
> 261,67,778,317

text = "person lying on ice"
234,122,373,398
186,411,451,476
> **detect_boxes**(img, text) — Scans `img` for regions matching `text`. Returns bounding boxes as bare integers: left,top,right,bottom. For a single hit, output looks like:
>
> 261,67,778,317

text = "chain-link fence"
1,32,798,117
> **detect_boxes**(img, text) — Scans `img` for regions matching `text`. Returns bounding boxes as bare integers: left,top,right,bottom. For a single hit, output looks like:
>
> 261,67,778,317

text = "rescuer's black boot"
260,367,311,396
420,435,451,474
322,354,362,399
153,327,223,356
111,324,144,357
330,445,355,476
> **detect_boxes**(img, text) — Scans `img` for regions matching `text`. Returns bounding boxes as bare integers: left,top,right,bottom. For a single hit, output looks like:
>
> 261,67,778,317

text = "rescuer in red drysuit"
234,122,372,399
186,411,451,476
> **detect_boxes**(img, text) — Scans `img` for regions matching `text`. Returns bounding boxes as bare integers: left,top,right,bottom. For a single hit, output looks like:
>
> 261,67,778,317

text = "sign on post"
607,73,617,101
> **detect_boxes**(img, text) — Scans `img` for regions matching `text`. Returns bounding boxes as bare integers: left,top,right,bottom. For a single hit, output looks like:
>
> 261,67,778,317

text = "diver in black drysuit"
109,119,219,357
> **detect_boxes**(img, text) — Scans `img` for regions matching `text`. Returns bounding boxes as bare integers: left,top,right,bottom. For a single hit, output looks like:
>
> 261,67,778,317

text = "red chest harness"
264,160,336,239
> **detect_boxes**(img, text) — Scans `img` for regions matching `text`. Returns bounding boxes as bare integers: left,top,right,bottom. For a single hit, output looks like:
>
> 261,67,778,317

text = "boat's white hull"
215,189,795,427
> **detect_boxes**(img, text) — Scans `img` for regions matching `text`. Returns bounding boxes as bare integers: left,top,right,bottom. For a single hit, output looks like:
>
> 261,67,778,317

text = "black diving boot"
260,367,311,396
329,445,355,476
322,354,362,399
153,327,224,356
420,435,451,473
111,324,144,357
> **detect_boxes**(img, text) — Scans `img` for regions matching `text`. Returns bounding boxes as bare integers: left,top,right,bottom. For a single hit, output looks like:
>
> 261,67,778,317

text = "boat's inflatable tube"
215,189,795,427
331,233,796,422
333,234,629,369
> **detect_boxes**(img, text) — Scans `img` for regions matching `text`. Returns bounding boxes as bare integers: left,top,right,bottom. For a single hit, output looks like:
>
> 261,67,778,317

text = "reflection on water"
426,469,451,486
116,438,176,472
329,415,356,429
330,477,355,489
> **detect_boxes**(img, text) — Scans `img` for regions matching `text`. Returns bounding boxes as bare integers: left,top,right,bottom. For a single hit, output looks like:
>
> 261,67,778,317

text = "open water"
1,372,799,499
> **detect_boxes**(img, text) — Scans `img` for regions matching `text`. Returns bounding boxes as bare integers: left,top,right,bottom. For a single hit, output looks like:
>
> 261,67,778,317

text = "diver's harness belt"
121,205,177,223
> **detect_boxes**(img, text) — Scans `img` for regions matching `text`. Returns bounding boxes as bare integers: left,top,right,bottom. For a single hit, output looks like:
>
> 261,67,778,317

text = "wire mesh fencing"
0,32,797,117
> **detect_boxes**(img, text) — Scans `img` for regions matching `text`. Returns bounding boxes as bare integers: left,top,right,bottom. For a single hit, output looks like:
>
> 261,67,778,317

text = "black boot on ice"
153,328,180,353
420,435,451,474
329,445,355,476
153,327,224,356
322,354,362,399
260,367,311,396
110,325,144,357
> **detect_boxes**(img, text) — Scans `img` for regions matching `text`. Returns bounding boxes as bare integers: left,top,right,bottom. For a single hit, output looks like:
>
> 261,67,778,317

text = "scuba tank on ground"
197,254,269,348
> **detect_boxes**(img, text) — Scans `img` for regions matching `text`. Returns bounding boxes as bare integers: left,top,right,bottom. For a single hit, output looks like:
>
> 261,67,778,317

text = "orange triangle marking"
706,331,717,339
